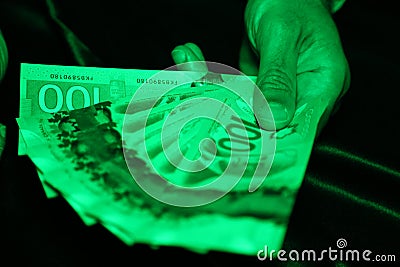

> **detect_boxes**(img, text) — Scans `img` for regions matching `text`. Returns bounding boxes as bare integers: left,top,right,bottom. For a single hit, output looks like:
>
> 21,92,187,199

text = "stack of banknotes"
17,63,326,256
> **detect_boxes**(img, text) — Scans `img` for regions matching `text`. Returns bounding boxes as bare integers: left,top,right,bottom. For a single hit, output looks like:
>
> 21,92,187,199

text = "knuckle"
258,69,294,95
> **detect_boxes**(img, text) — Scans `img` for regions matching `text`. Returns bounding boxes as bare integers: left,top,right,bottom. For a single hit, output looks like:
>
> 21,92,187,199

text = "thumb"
252,22,298,130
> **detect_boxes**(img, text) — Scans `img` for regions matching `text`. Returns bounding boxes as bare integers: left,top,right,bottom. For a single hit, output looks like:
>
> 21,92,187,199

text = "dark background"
0,0,399,266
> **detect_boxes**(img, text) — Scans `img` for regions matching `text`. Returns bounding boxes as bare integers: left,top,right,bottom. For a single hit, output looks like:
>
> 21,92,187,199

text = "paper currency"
17,63,326,256
18,63,259,197
18,63,251,153
16,102,281,254
17,63,230,196
19,63,236,119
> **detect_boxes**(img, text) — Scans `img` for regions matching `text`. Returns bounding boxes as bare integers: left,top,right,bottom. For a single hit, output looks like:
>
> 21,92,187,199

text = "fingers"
238,36,259,76
295,58,349,137
0,123,5,159
171,43,207,72
252,17,299,131
0,30,8,81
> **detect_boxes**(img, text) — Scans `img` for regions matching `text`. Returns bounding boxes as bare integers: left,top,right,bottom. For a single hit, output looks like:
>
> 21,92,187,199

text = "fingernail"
171,50,186,64
269,102,289,123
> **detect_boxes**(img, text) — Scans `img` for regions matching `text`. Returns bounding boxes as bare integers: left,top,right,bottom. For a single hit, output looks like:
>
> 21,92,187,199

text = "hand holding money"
17,63,326,256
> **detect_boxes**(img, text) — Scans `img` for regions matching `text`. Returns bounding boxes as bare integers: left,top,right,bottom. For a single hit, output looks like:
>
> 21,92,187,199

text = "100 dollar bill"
17,97,324,255
17,63,327,255
17,63,259,200
18,63,256,155
19,63,256,118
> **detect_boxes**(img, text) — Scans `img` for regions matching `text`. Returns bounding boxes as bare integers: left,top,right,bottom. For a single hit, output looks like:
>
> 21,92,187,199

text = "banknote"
17,63,326,255
17,97,324,256
18,63,255,154
19,63,255,118
18,63,258,197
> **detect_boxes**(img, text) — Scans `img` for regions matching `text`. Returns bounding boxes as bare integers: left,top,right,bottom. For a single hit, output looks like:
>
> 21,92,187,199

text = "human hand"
171,0,350,132
0,30,8,81
0,31,7,158
0,123,5,159
242,0,350,131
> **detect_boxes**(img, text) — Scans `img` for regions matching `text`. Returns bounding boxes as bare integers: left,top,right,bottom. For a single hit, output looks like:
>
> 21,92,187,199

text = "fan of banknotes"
16,63,326,256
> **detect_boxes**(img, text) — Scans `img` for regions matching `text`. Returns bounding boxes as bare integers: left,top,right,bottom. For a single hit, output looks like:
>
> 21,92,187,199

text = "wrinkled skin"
171,0,350,133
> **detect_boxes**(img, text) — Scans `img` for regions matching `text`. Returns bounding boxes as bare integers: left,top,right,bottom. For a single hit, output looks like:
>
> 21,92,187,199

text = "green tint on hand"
0,30,8,82
242,0,350,131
